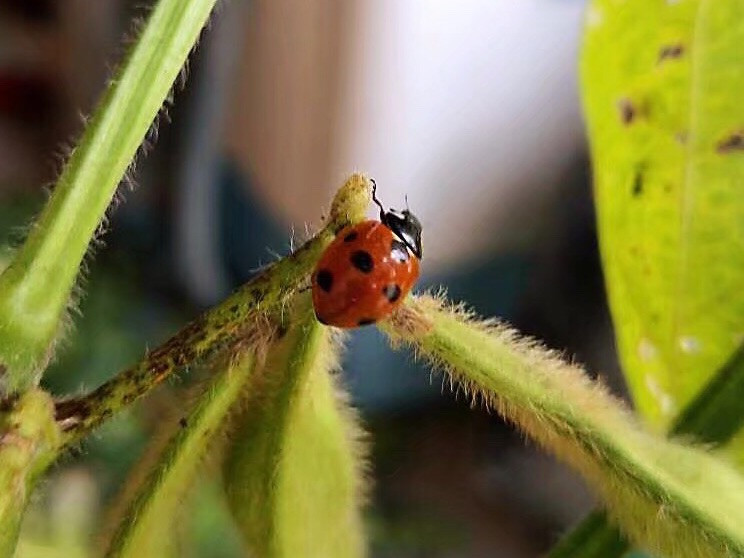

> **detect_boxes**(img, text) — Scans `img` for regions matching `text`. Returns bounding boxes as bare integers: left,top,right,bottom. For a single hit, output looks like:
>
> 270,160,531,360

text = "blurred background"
0,1,626,556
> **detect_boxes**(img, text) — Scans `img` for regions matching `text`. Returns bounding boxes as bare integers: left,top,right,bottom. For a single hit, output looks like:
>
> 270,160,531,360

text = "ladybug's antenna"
404,194,410,212
370,178,386,219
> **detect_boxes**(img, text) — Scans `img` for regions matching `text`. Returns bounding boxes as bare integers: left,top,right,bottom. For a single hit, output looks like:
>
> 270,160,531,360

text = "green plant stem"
0,0,220,394
381,296,744,558
549,342,744,557
103,350,260,557
0,389,61,558
548,511,628,558
54,174,371,446
224,296,367,558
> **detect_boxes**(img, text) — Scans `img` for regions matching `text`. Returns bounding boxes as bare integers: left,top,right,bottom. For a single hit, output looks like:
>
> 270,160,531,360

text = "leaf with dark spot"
617,98,636,125
717,131,744,153
632,170,644,197
658,44,684,62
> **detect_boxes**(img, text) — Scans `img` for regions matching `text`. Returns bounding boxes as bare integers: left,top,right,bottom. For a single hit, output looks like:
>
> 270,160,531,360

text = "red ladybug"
311,182,423,328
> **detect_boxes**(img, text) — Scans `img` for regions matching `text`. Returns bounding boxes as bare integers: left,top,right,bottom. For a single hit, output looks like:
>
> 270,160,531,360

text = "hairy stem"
0,390,60,558
0,0,220,394
103,349,262,557
549,342,744,557
224,296,367,557
54,174,371,446
381,296,744,558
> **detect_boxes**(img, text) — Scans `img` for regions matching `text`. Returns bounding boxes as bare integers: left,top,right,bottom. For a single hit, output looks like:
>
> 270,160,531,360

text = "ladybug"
311,182,423,328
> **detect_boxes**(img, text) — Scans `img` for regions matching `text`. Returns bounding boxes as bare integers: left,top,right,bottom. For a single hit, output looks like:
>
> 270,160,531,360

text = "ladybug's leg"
371,178,386,221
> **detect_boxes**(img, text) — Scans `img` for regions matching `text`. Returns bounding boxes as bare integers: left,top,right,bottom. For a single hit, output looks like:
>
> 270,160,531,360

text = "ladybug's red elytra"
311,182,423,328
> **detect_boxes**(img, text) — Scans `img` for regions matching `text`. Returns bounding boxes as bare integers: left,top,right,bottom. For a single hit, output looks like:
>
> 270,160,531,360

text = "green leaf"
0,0,220,394
382,296,744,558
0,390,60,558
553,2,744,554
102,350,261,558
583,0,744,427
224,296,367,558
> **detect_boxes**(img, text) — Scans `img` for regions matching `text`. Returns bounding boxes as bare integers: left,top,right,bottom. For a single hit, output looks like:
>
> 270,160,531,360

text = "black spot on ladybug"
390,240,409,262
315,269,334,292
383,284,401,303
357,317,376,326
343,231,358,243
350,250,374,273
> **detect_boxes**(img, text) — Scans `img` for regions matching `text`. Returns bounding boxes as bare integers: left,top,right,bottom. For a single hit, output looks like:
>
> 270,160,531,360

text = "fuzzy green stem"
0,389,61,558
0,0,220,394
224,296,367,557
54,174,371,446
549,343,744,557
381,296,744,558
103,350,260,557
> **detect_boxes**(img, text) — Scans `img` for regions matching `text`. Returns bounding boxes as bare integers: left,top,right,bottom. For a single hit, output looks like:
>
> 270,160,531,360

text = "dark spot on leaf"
179,417,188,428
350,250,374,273
632,170,644,197
390,240,409,262
343,231,358,243
618,98,636,125
383,284,401,303
658,44,684,62
717,131,744,153
357,318,376,326
315,269,333,292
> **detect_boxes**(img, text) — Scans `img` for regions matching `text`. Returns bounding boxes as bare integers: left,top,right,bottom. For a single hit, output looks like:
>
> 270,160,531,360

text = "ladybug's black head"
381,208,423,259
371,179,423,259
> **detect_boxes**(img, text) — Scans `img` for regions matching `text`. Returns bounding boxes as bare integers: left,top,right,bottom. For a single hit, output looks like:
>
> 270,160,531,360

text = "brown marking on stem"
0,392,18,413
